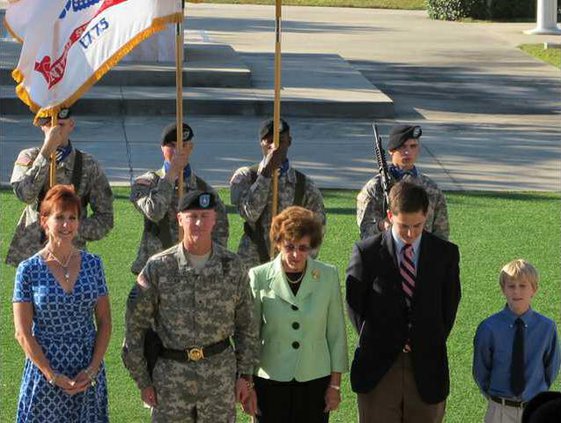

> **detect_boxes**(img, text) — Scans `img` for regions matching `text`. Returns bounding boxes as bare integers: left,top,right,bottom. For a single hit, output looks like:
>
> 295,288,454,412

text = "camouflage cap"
161,122,194,146
388,124,422,150
178,191,216,211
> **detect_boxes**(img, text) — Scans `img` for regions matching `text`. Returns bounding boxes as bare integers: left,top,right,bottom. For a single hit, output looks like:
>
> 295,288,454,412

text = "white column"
524,0,561,35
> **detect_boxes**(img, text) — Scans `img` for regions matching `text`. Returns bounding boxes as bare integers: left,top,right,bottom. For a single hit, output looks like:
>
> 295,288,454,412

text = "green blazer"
249,255,349,382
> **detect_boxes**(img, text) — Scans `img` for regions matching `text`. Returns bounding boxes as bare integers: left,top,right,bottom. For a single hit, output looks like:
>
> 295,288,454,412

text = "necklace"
47,249,76,283
286,271,305,285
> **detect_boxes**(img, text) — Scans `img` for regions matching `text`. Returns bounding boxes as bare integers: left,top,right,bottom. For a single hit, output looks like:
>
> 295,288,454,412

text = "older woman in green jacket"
245,206,348,422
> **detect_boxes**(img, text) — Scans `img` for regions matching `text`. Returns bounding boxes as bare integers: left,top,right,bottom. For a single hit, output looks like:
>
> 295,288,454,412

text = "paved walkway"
1,4,560,191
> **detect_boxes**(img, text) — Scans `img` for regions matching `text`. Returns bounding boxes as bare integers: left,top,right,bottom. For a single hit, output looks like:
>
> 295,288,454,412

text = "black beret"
36,108,72,126
178,191,216,212
387,124,422,150
161,122,194,146
259,118,290,140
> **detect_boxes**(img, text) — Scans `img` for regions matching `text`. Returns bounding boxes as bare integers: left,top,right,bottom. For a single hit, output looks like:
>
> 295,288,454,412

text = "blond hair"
499,259,539,290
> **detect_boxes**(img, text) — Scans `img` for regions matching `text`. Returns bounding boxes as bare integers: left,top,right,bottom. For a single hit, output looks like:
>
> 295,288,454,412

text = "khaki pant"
357,352,445,423
484,400,523,423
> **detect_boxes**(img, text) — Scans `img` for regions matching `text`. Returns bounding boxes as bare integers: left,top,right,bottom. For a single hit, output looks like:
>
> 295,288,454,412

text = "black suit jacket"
346,230,461,404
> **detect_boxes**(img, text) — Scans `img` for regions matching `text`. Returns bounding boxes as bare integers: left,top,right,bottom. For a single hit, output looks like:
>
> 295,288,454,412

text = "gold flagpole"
176,0,185,241
269,0,283,260
49,112,58,188
49,20,61,188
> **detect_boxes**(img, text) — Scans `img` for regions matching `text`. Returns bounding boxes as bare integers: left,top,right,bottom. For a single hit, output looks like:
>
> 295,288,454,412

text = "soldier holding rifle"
356,124,449,240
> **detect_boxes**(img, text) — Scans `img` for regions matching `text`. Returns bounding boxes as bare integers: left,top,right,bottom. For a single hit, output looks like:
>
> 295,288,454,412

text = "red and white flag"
4,0,182,121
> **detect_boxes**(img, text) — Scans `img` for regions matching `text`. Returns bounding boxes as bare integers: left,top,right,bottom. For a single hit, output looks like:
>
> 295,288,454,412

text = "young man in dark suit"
346,181,461,423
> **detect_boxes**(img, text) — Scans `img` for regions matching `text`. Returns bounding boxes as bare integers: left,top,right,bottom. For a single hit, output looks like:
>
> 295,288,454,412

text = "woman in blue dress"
13,184,112,422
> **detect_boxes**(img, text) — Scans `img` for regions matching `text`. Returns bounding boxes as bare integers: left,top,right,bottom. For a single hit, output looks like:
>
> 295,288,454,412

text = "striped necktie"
400,244,416,307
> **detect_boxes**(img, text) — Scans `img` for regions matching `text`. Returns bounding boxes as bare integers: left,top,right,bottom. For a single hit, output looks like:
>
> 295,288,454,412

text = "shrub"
427,0,537,21
426,0,481,21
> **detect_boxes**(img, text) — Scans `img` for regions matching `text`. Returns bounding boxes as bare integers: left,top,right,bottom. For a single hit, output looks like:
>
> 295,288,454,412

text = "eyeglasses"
283,243,311,253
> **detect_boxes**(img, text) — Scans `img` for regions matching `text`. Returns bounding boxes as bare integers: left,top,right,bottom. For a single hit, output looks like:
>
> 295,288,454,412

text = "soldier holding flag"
230,118,326,269
129,122,229,275
3,0,183,265
6,109,114,267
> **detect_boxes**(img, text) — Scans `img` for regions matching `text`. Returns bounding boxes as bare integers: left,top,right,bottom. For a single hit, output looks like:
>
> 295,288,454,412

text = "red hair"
270,206,323,249
40,184,81,222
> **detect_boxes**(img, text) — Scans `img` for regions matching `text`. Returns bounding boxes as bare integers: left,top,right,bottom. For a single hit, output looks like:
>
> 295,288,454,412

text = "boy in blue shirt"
473,259,560,423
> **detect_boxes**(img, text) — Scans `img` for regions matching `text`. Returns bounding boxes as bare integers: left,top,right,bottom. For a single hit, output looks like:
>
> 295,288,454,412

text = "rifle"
372,123,391,215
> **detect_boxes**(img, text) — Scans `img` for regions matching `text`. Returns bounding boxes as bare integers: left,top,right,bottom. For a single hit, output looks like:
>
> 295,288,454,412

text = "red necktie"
400,244,416,307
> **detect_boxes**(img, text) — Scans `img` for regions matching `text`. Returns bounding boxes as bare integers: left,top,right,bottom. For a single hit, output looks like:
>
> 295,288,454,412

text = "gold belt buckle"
187,347,204,361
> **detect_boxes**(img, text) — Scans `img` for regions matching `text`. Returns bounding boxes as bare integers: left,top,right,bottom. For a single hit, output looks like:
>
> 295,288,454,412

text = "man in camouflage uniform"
230,118,326,269
122,191,258,422
356,124,449,240
129,122,229,274
5,108,114,266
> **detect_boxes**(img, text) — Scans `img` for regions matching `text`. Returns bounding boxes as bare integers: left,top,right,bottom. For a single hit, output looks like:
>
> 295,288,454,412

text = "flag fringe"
10,12,183,124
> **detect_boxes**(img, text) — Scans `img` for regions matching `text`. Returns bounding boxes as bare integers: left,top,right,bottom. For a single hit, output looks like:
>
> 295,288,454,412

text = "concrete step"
0,42,252,88
0,84,394,118
0,26,394,119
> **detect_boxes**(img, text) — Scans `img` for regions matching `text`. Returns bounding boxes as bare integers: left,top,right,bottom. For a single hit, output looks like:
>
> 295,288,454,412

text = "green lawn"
203,0,426,9
519,44,561,69
1,188,559,422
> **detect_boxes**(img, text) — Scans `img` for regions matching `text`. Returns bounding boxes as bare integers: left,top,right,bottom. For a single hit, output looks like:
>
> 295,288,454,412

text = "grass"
519,43,561,69
1,188,560,422
202,0,426,10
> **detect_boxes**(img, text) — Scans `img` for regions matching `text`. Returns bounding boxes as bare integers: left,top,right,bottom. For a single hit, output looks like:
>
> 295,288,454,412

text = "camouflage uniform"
230,163,326,269
122,243,258,423
129,169,229,274
356,171,449,240
6,146,114,266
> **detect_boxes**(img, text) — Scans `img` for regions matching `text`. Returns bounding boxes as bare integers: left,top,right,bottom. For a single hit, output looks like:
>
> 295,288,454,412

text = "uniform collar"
389,164,418,180
177,242,216,271
56,140,73,164
58,145,76,169
258,158,295,182
158,164,197,188
163,162,192,180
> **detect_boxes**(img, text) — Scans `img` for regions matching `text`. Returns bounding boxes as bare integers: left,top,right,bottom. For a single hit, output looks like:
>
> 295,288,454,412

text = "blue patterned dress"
13,251,109,422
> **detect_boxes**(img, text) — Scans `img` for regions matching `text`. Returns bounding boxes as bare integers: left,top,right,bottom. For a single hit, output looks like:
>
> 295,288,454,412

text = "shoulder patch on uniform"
229,172,245,185
135,178,153,187
15,151,34,166
136,273,150,290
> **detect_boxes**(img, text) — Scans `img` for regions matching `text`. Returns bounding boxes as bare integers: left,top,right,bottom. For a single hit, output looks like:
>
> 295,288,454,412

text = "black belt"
490,395,526,408
160,339,230,362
